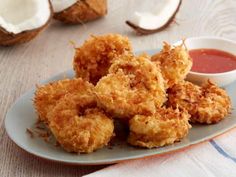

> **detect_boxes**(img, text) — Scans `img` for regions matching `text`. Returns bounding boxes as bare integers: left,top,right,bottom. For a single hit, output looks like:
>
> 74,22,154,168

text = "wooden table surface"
1,0,236,176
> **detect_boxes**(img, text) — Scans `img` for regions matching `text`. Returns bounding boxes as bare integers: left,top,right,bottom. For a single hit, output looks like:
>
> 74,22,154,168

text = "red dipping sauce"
189,49,236,73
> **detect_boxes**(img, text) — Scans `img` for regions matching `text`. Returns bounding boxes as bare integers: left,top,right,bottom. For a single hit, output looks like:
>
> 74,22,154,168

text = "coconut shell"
0,1,52,46
53,0,107,24
0,26,44,46
126,0,182,35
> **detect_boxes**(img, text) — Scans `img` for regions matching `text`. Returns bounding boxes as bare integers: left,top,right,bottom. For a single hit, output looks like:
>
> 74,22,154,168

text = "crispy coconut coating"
168,81,231,124
151,42,192,88
128,107,191,148
94,54,166,118
73,34,132,85
48,93,114,153
168,81,202,116
34,78,94,123
195,81,231,124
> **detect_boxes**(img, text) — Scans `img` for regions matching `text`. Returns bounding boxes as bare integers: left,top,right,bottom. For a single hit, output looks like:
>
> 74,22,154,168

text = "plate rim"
5,108,236,165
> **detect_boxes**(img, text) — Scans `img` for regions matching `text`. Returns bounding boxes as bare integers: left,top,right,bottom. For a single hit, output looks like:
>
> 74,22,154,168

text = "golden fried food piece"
34,78,94,123
151,42,192,88
168,81,231,124
168,81,202,116
73,34,132,85
48,93,114,153
95,54,166,118
195,81,231,124
128,107,191,148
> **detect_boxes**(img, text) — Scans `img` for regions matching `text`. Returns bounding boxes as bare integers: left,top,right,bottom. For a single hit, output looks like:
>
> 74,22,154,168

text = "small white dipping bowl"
174,37,236,87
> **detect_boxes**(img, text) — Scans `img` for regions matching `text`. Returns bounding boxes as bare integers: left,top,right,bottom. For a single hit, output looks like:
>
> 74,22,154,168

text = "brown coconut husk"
53,0,107,24
0,0,52,46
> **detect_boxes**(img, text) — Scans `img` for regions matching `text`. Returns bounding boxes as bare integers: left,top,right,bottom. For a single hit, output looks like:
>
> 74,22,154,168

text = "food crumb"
26,128,34,138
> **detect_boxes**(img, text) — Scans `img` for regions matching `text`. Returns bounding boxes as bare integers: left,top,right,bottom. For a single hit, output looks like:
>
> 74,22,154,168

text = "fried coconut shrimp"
151,42,192,88
73,34,132,85
48,93,114,153
128,107,191,148
168,81,202,116
34,78,94,123
196,81,231,124
168,81,231,124
95,54,166,118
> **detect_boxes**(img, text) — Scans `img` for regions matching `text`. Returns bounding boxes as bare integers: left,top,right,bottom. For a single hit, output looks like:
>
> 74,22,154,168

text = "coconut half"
126,0,181,35
0,0,52,46
51,0,107,24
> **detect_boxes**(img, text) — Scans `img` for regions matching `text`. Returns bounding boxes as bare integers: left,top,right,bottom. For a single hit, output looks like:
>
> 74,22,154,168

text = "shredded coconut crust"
168,80,231,124
73,34,132,85
128,107,191,148
48,94,114,153
34,78,94,123
95,54,166,118
151,42,192,88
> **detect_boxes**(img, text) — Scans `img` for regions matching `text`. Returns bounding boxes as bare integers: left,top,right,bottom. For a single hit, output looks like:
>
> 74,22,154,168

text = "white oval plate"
5,50,236,165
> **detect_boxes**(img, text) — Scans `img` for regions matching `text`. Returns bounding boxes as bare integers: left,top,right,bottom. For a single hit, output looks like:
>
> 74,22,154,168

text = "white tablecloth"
84,128,236,177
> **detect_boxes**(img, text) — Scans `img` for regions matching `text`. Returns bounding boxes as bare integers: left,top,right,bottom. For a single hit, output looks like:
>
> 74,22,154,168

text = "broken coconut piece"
51,0,107,24
126,0,181,35
51,0,77,13
0,0,52,46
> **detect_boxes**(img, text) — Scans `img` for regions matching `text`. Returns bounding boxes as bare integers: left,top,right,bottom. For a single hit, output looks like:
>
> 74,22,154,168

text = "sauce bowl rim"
173,36,236,76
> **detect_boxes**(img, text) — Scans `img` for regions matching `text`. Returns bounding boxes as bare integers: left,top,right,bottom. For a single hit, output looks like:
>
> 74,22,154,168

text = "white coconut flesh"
0,0,51,34
51,0,77,13
127,0,181,30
